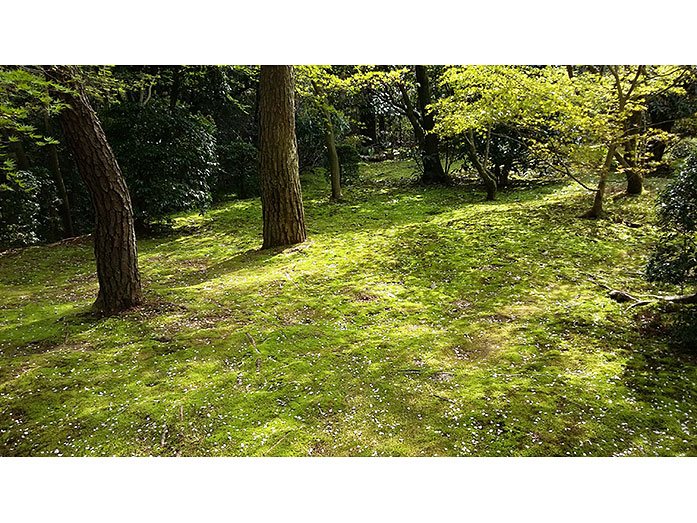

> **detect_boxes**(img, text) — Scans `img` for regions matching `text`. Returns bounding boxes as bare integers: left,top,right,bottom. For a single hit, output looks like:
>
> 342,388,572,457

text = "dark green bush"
0,170,42,248
296,102,326,173
101,101,218,227
216,141,259,199
646,153,697,287
336,143,361,185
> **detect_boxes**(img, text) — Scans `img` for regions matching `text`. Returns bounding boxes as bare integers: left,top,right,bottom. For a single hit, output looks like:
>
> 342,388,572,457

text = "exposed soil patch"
450,335,498,361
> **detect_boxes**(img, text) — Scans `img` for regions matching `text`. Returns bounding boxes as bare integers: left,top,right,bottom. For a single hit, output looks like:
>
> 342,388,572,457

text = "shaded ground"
1,161,695,456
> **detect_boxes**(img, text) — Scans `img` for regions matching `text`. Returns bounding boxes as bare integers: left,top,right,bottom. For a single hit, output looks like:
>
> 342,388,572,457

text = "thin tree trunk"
465,131,497,200
582,145,616,218
415,65,448,185
312,81,342,201
43,111,75,238
50,66,142,314
258,65,307,248
321,104,342,201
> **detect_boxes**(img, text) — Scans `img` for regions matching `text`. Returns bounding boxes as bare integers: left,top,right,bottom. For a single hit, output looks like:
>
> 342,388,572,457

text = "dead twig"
246,333,261,353
263,433,290,456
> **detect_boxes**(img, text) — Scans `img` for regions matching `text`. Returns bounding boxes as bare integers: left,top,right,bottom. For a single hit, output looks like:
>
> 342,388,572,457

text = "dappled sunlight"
1,161,695,456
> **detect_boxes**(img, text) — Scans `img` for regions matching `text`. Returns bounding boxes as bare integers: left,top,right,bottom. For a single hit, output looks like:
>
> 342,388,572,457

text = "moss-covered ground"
1,161,695,456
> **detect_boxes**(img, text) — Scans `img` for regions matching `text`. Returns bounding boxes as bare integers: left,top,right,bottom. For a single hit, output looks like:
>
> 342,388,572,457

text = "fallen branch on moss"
607,289,697,308
584,274,697,308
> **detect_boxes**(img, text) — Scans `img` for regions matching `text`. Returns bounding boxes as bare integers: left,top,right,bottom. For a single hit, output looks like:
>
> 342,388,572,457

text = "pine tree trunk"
51,66,142,314
415,66,448,185
258,65,307,249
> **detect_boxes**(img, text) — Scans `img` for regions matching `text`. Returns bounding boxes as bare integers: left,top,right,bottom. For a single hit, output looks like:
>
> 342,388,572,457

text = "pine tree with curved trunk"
258,65,307,248
50,66,142,314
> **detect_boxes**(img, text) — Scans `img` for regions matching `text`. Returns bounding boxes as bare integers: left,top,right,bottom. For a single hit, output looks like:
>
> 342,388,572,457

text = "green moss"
1,160,695,456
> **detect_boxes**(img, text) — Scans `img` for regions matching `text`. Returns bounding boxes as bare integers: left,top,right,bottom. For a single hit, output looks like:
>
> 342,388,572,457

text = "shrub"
101,101,218,227
216,141,259,199
296,101,326,173
0,170,42,248
646,153,697,287
336,143,361,185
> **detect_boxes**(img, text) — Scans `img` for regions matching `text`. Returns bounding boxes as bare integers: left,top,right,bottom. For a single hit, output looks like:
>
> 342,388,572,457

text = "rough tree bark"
414,66,448,185
50,66,142,314
258,65,307,248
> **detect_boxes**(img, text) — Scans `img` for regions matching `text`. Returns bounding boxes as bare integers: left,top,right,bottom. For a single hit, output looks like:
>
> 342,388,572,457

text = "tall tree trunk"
583,145,616,219
415,65,448,185
258,65,307,249
50,66,142,314
43,112,75,238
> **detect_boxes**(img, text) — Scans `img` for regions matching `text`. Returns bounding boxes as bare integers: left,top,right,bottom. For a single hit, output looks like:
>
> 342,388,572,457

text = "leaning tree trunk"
582,145,616,219
415,66,448,185
258,65,307,248
465,131,497,200
50,66,142,314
